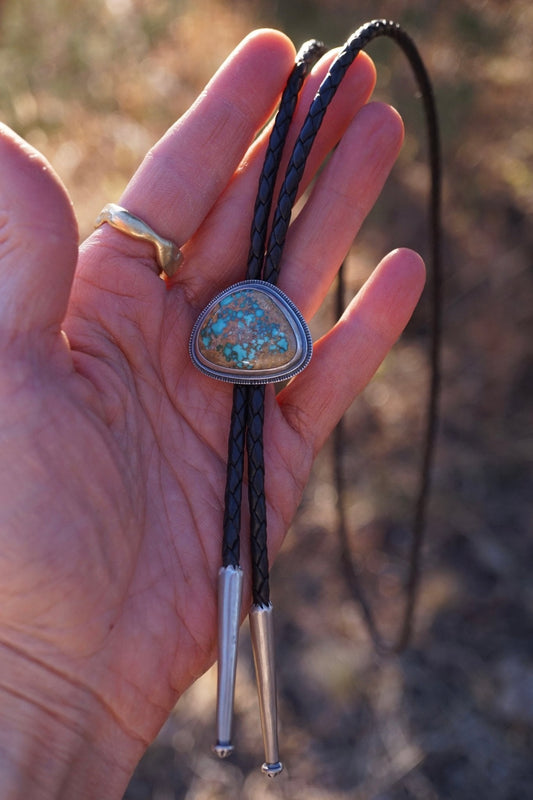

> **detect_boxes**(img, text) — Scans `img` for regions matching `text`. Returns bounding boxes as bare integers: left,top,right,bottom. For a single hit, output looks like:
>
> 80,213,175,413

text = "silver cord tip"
214,566,244,755
250,603,282,776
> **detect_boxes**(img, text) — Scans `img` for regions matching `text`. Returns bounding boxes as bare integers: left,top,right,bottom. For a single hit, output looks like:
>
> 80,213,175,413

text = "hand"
0,29,424,798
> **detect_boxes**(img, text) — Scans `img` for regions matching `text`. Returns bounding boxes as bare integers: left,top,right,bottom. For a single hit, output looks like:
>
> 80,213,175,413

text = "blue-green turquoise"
197,287,298,371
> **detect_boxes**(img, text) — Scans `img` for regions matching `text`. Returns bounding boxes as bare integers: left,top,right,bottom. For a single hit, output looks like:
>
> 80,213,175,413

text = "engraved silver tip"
261,760,283,777
213,742,234,759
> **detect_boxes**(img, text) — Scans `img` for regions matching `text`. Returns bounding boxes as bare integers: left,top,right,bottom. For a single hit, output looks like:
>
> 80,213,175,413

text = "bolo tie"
189,20,441,776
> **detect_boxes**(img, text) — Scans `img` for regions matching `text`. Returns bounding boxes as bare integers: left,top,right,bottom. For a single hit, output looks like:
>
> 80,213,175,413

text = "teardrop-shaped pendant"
189,280,312,384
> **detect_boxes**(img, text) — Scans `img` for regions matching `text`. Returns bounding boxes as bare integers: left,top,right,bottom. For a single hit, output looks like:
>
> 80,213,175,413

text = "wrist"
0,640,140,800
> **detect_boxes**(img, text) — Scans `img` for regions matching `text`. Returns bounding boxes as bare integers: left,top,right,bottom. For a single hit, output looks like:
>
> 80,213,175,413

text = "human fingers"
179,48,376,306
83,29,295,283
278,102,405,319
0,124,78,343
277,248,426,457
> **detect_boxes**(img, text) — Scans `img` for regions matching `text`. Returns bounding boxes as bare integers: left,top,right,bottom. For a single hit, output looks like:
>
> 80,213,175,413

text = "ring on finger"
94,203,184,278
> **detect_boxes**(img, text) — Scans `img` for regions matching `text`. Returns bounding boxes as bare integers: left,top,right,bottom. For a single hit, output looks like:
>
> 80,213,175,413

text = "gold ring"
94,203,184,278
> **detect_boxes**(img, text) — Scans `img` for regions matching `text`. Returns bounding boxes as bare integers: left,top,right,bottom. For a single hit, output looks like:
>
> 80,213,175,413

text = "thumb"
0,124,78,343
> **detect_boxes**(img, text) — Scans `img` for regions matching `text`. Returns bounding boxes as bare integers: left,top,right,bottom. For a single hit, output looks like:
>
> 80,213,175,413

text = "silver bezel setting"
189,280,313,384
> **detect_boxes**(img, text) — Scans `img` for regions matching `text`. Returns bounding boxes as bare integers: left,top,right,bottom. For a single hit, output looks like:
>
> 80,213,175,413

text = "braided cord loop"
264,20,414,284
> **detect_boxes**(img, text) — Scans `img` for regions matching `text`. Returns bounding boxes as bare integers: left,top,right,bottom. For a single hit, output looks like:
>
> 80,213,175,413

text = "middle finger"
177,47,377,309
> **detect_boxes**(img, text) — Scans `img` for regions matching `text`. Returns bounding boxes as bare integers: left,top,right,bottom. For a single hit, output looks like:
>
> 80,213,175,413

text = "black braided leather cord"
323,20,442,653
221,43,325,600
264,20,420,285
222,384,247,567
253,20,441,647
247,39,326,282
222,20,441,642
222,40,324,574
246,385,269,605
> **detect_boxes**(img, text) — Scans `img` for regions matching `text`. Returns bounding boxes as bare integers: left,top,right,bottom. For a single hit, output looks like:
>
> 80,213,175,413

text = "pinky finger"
276,248,426,458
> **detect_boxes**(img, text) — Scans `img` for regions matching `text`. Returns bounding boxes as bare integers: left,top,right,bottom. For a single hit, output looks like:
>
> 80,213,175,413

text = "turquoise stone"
189,280,312,384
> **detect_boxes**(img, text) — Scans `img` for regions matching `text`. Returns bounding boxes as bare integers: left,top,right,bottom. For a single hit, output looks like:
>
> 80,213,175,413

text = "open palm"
0,29,424,798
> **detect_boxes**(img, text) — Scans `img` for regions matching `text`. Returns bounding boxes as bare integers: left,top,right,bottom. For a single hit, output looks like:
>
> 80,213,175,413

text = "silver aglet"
249,603,283,777
213,565,244,758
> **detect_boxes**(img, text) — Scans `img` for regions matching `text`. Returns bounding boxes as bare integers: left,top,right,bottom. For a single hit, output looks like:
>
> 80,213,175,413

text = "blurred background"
1,0,531,797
